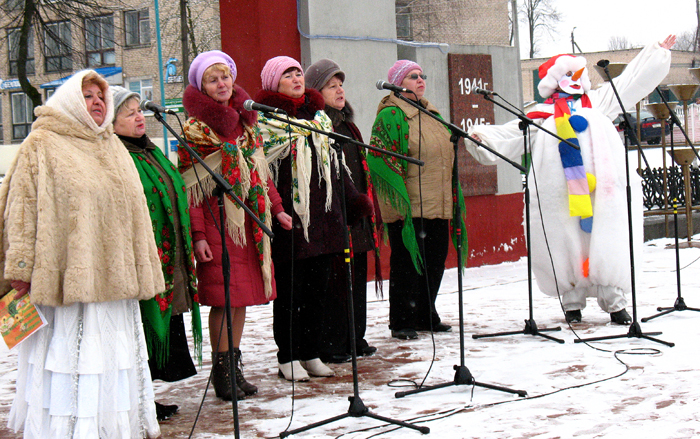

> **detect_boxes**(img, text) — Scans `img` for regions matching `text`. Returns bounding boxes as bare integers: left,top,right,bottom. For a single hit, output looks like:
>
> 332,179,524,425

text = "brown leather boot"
233,348,258,396
212,352,245,401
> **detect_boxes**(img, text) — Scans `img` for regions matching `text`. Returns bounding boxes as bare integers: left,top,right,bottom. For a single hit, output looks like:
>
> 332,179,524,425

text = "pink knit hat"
388,60,422,86
261,56,303,91
188,50,237,91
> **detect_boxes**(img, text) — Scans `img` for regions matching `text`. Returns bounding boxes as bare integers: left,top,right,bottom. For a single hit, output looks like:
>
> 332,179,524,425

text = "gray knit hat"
110,86,140,120
304,59,345,91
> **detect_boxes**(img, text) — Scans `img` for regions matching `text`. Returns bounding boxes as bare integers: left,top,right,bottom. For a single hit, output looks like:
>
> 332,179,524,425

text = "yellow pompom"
586,173,596,192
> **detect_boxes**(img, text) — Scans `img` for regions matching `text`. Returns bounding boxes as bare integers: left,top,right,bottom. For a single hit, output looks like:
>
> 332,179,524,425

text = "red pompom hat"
537,54,591,98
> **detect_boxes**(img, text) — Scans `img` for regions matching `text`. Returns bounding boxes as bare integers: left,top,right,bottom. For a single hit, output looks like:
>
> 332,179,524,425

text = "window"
85,15,115,67
11,92,34,141
125,9,150,47
396,1,413,41
8,27,35,76
45,21,72,73
45,88,56,101
128,79,153,101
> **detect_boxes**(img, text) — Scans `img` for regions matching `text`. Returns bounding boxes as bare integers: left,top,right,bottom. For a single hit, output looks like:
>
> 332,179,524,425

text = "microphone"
597,59,610,68
140,99,176,115
243,100,287,115
376,80,409,94
473,87,497,96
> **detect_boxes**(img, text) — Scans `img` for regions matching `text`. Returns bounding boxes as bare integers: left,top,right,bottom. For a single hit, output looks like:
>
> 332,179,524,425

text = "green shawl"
368,105,468,272
128,141,202,368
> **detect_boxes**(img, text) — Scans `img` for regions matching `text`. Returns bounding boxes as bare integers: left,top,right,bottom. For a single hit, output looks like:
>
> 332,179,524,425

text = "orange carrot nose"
572,67,585,81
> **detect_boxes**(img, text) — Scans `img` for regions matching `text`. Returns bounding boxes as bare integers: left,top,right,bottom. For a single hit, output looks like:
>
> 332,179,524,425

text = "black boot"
610,309,631,325
212,352,245,401
233,348,258,396
565,310,582,323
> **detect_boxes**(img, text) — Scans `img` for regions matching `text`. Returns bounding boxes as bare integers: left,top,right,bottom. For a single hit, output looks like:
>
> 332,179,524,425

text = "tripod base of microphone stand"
472,318,565,344
394,364,527,399
642,296,700,322
665,240,700,249
574,321,675,347
279,395,430,437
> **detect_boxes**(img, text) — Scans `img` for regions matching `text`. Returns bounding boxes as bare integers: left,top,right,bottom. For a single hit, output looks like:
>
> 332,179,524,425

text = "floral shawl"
126,140,202,367
179,120,274,299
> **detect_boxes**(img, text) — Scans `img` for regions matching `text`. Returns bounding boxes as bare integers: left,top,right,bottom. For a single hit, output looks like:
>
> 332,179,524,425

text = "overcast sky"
518,0,698,59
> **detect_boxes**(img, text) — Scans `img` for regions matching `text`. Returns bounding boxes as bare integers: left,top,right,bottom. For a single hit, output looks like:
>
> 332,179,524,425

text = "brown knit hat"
304,58,345,91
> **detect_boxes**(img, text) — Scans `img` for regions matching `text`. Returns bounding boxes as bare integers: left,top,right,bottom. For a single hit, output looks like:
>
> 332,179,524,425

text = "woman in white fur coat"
0,70,165,438
468,35,675,325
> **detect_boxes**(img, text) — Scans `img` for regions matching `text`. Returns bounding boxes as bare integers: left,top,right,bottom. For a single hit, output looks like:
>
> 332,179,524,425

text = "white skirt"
7,299,161,439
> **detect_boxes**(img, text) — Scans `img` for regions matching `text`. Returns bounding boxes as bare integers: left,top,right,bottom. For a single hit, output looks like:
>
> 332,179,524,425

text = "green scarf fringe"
191,302,203,367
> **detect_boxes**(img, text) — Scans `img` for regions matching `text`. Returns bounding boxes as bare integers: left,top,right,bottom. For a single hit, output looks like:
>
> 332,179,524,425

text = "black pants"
319,252,370,357
273,253,334,364
387,218,449,331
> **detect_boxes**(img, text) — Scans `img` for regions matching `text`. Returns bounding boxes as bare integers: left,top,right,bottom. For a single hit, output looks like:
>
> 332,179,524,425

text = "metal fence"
640,165,700,211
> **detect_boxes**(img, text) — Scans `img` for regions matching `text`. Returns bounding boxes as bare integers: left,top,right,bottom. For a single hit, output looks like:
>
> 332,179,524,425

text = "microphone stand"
260,113,429,437
471,93,564,344
151,110,274,439
386,92,527,400
574,62,673,347
641,88,700,321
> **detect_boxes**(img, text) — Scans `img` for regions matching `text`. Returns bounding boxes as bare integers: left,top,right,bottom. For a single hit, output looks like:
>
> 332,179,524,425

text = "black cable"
527,118,639,353
279,113,298,434
333,347,660,438
407,90,442,389
167,111,237,438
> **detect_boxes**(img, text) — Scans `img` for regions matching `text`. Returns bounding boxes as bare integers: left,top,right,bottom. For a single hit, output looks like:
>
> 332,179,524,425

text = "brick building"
396,0,510,46
0,0,221,146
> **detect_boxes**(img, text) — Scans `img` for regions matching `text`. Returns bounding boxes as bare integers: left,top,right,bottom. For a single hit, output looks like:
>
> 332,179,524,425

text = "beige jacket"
0,70,165,306
375,93,454,223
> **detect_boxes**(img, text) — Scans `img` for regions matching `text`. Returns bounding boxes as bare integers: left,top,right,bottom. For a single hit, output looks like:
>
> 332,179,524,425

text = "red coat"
189,182,283,308
183,83,283,308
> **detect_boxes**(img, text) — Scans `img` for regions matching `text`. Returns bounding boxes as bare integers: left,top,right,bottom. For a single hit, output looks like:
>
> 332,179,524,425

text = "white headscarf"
45,69,114,134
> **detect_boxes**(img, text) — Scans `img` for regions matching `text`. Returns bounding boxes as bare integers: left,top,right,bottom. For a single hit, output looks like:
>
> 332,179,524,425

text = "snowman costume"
467,40,671,322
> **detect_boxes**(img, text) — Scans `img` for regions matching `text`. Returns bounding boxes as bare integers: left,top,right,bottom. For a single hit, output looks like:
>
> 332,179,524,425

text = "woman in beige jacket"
368,60,467,340
1,70,164,438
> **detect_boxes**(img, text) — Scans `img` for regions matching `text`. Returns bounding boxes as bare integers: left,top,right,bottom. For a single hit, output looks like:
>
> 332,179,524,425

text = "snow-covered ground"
2,236,700,438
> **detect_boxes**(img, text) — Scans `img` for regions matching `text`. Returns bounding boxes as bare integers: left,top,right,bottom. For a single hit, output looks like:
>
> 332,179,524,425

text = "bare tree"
675,30,696,52
608,36,632,51
4,0,125,113
695,0,700,52
158,0,220,93
519,0,562,58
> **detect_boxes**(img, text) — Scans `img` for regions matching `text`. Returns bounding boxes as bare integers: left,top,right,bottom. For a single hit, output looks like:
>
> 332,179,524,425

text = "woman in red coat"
180,50,292,400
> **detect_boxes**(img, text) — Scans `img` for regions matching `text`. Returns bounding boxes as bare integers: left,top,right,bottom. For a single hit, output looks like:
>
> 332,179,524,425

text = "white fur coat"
0,70,165,306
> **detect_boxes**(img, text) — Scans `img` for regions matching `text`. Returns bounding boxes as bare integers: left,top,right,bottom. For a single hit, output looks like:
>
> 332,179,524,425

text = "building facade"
0,0,221,146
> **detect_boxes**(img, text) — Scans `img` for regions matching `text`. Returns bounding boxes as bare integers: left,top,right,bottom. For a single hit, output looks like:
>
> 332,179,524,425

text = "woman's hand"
193,239,214,262
660,34,676,50
11,280,30,299
276,212,293,230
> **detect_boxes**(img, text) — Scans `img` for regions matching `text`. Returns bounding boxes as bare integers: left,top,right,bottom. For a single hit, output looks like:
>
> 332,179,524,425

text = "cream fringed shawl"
257,110,340,240
0,70,165,305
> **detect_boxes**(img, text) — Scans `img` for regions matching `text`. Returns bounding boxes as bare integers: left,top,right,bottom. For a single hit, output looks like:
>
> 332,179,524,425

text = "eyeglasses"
406,73,427,80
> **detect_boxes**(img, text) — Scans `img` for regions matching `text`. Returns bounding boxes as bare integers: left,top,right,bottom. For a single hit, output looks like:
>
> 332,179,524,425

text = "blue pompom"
580,216,593,233
569,115,588,133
